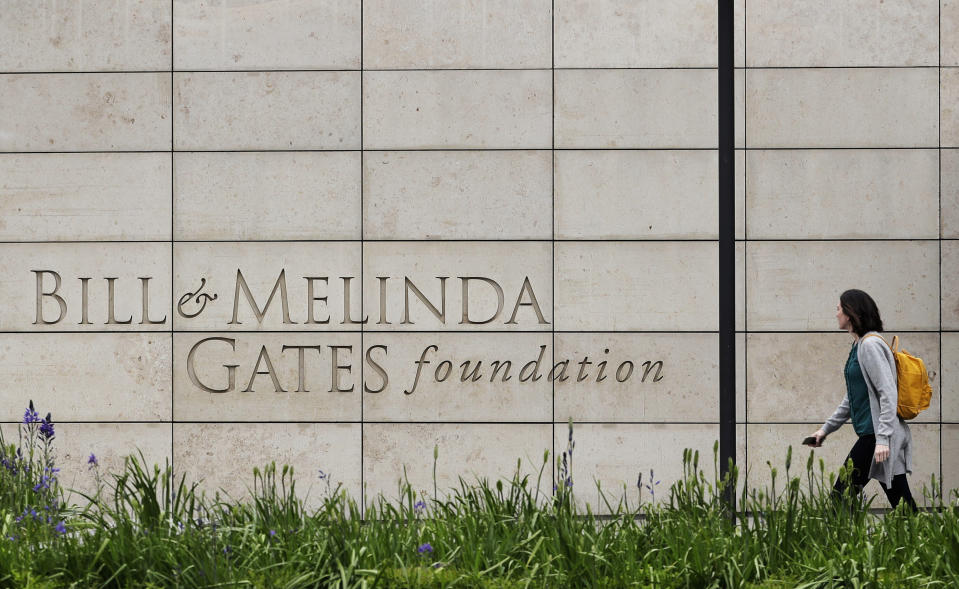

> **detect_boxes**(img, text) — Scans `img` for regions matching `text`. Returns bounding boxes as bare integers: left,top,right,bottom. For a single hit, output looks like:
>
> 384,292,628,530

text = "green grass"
2,414,958,588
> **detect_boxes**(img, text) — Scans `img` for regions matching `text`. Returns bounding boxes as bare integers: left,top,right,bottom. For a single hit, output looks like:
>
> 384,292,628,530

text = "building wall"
740,0,955,507
0,0,954,511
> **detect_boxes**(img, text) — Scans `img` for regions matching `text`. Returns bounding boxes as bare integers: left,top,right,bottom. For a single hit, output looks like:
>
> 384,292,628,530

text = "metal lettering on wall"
31,268,665,399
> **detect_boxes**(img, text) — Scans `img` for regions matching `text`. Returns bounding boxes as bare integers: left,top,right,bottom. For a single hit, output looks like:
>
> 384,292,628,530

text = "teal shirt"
845,342,874,436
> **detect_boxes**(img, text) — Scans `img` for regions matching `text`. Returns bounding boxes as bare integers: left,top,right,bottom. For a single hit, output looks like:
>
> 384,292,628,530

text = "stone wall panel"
363,241,552,332
746,241,939,332
746,69,938,148
0,243,171,332
746,0,938,67
944,425,959,495
174,152,361,241
736,69,745,148
364,423,552,500
746,150,940,239
363,71,552,149
747,423,940,508
944,0,959,66
943,333,959,422
0,334,171,422
555,69,717,149
0,153,172,241
174,423,361,509
943,68,959,148
554,333,718,423
364,0,550,69
554,150,717,239
363,333,552,422
0,73,171,151
943,241,959,329
554,0,716,68
174,0,360,70
943,150,959,238
0,0,171,71
173,242,362,331
0,423,172,504
554,423,718,512
747,333,941,423
173,332,362,422
554,242,718,331
364,151,551,240
736,151,745,239
173,72,360,150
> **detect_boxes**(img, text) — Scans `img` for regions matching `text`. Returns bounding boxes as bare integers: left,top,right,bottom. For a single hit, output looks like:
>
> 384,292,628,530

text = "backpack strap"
861,333,899,353
860,333,886,346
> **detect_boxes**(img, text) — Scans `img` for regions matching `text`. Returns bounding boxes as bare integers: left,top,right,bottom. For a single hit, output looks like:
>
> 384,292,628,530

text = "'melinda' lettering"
227,270,549,327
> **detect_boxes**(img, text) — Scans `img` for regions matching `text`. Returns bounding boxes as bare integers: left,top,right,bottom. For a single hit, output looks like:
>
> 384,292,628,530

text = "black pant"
831,434,917,511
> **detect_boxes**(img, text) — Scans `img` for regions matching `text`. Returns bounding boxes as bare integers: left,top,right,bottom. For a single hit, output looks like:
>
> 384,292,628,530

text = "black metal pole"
718,0,737,513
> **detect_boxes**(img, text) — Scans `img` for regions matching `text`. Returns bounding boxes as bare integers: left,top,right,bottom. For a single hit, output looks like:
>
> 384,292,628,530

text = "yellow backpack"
862,334,933,420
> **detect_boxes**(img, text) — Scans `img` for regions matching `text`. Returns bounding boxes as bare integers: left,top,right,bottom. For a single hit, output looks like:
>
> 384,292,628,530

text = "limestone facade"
0,0,955,511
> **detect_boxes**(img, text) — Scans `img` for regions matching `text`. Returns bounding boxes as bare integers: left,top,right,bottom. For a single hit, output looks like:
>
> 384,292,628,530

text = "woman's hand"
810,429,827,448
874,444,890,463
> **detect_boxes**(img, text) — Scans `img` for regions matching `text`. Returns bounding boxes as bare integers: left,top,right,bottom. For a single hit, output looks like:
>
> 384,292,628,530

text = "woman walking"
808,289,917,510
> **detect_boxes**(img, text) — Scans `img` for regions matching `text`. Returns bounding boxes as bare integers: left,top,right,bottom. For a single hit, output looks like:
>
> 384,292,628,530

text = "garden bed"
2,404,956,588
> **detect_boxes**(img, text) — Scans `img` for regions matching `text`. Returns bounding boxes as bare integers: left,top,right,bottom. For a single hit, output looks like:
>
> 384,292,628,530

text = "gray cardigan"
821,331,913,487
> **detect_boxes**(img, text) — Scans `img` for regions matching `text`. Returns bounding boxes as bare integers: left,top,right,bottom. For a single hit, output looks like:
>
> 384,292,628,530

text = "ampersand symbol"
177,278,218,319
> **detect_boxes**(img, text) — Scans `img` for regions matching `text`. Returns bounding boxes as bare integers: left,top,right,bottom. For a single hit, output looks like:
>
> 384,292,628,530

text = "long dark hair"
840,289,884,337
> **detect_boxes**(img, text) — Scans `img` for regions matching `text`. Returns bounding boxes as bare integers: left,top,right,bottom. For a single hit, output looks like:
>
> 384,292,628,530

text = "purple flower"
87,453,98,467
33,475,53,493
317,469,328,480
269,529,276,537
1,457,16,475
14,509,38,524
23,402,39,424
54,521,66,535
414,500,427,514
644,469,661,497
417,543,433,555
39,415,55,440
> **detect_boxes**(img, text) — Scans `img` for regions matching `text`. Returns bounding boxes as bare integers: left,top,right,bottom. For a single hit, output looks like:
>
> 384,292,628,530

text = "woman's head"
837,289,883,337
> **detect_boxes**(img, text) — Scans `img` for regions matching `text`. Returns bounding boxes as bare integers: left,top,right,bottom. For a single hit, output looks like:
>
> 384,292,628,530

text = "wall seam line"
551,0,557,496
939,0,943,502
170,0,175,484
360,0,366,519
